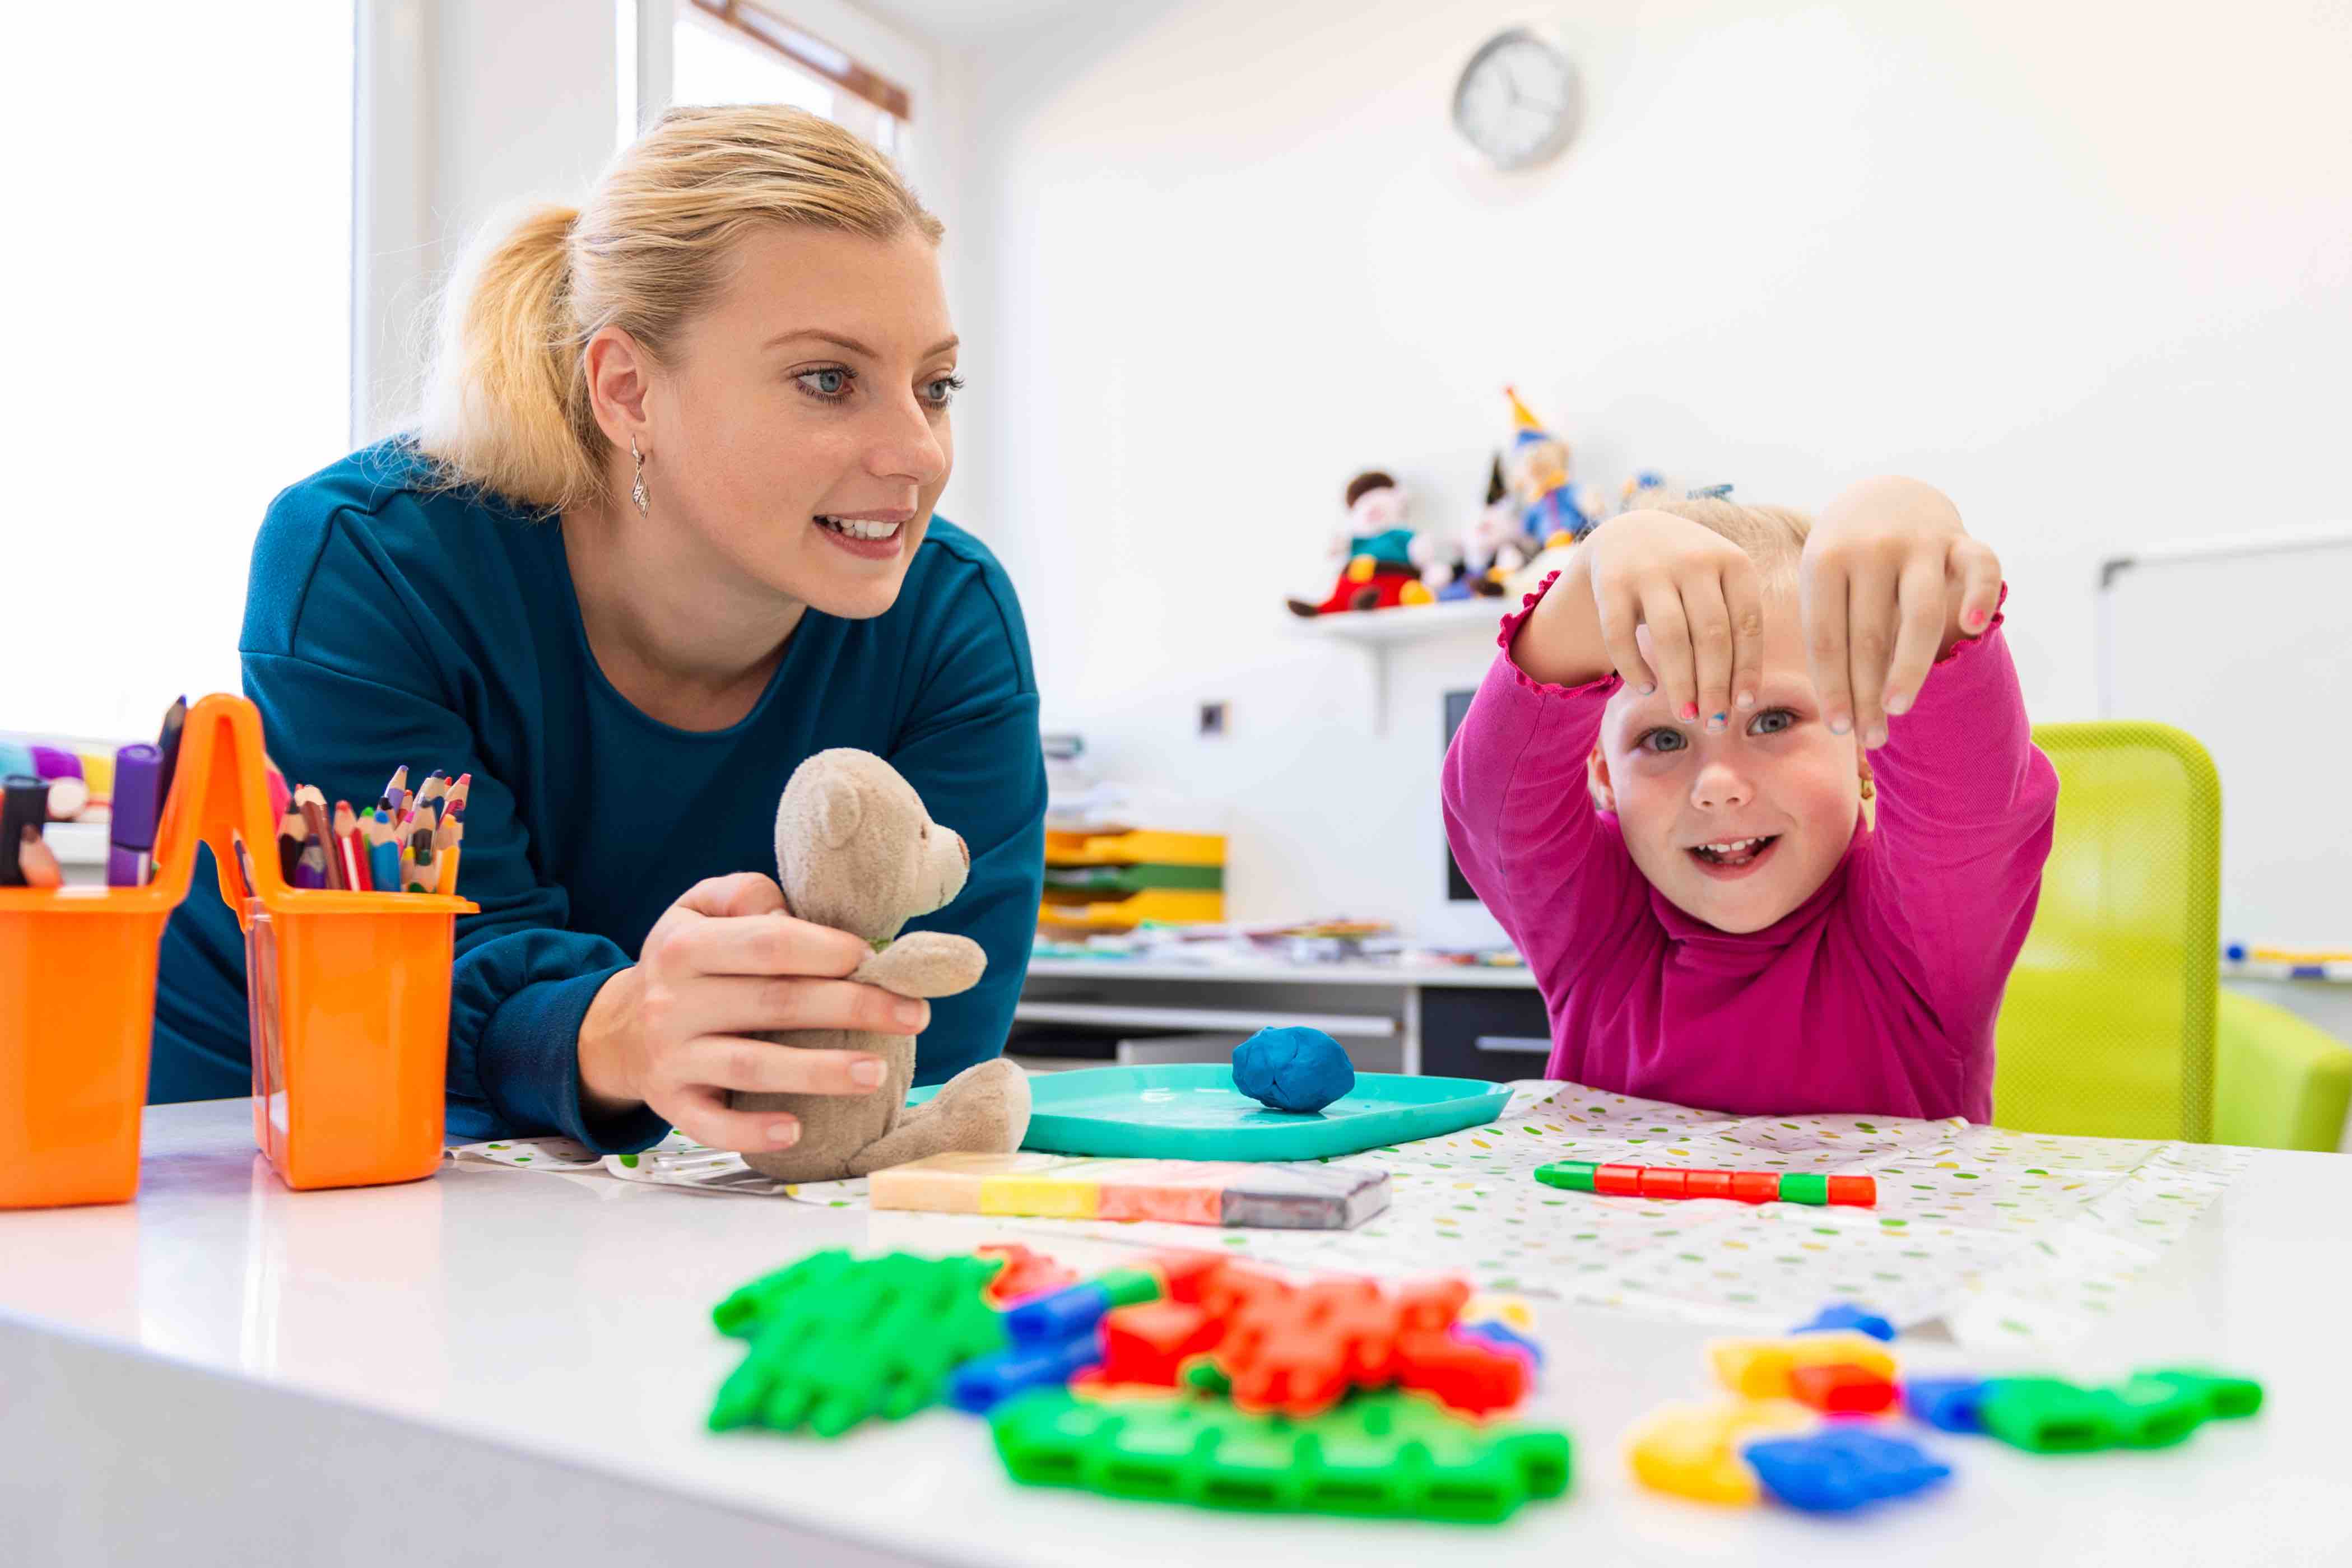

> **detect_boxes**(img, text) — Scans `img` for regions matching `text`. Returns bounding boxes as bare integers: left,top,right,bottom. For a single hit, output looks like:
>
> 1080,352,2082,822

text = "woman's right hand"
576,872,928,1152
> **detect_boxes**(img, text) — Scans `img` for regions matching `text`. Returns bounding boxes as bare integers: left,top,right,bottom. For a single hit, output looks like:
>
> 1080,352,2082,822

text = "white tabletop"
1025,956,1538,988
4,1099,2349,1567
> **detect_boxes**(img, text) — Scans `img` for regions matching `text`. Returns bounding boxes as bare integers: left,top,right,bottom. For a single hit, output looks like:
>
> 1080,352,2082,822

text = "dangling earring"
1858,759,1876,802
629,436,650,518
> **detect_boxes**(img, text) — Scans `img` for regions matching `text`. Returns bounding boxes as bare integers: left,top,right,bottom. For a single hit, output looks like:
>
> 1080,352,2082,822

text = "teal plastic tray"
908,1064,1512,1162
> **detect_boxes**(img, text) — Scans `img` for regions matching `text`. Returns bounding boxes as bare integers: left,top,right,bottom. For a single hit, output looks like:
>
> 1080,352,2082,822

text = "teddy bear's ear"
812,773,864,849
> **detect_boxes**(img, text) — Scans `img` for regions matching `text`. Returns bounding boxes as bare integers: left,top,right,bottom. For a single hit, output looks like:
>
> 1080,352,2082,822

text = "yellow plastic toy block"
1044,828,1226,868
1625,1399,1816,1505
1707,1332,1897,1399
1463,1292,1536,1332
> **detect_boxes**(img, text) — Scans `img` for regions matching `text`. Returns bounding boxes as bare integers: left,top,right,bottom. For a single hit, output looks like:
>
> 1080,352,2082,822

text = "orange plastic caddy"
0,695,474,1207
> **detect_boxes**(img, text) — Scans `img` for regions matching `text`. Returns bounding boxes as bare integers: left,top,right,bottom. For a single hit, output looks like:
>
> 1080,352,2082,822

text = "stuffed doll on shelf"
1503,387,1601,550
1286,469,1437,616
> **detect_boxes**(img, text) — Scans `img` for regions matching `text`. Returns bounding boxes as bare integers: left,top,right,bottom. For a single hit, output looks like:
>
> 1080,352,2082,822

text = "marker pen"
0,776,47,886
108,744,162,887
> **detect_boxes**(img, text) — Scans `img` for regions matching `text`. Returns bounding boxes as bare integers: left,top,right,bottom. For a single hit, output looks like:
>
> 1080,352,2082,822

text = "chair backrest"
1992,722,2220,1141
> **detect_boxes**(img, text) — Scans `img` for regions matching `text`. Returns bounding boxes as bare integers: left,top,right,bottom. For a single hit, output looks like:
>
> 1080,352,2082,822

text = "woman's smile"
814,508,912,561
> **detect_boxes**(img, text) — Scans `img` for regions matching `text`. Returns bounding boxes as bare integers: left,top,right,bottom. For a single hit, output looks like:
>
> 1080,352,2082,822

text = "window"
658,0,909,155
3,5,355,737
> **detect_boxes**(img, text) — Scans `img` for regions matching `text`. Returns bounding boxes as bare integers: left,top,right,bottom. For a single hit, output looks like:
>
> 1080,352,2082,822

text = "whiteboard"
2098,524,2352,952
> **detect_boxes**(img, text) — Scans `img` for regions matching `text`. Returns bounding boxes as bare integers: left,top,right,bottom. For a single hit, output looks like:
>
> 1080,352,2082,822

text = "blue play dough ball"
1232,1026,1356,1114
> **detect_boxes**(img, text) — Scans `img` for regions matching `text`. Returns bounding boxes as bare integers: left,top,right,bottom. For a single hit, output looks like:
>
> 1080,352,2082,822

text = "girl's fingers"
1682,572,1736,733
680,1036,892,1096
1637,581,1698,724
1800,555,1854,736
1882,555,1949,718
1719,555,1768,716
1846,562,1900,748
672,872,788,920
1594,578,1657,695
1951,538,2004,634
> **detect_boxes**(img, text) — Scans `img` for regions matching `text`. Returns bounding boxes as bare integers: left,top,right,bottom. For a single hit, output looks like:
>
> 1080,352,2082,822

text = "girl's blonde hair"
415,105,942,515
1631,493,1813,587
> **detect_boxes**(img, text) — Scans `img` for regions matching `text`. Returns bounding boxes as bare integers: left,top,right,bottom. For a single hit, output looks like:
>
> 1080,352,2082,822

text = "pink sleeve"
1440,574,1649,979
1857,592,2060,1024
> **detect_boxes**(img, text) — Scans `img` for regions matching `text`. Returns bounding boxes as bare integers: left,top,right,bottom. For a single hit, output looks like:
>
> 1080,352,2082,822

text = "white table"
4,1099,2349,1568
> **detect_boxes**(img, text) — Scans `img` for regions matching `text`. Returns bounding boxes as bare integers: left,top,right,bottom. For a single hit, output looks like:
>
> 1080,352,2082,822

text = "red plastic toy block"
1826,1175,1877,1207
1684,1170,1733,1200
977,1244,1078,1307
1594,1164,1644,1196
1731,1171,1782,1203
1395,1278,1472,1331
1638,1167,1688,1199
1144,1250,1231,1304
1100,1300,1225,1385
1394,1328,1530,1416
1789,1362,1899,1415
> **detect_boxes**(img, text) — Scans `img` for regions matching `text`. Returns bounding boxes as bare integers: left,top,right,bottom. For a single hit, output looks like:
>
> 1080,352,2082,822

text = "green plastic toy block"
991,1387,1571,1524
2141,1367,2265,1420
1776,1172,1830,1206
1979,1378,2117,1454
2095,1377,2210,1448
709,1249,1006,1438
1533,1161,1597,1192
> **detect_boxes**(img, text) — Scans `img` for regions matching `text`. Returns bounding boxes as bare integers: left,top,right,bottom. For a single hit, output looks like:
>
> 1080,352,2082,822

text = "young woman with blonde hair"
155,107,1045,1157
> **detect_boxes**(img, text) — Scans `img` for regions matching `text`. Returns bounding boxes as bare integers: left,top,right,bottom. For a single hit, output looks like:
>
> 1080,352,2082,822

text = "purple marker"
108,744,162,887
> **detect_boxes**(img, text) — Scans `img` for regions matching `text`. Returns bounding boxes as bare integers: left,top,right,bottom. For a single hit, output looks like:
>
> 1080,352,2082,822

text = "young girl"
1441,476,2057,1120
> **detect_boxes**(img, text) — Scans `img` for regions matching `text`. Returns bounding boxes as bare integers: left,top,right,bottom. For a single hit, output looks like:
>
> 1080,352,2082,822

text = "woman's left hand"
1799,476,2004,748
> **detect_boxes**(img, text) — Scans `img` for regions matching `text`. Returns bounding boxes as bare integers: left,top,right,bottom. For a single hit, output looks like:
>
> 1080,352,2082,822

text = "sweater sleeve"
883,552,1047,1085
243,505,668,1155
1856,593,2060,1026
1440,573,1649,982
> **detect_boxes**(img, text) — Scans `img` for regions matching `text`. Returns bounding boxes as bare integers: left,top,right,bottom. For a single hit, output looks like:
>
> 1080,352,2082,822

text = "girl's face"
1591,593,1863,933
643,225,961,620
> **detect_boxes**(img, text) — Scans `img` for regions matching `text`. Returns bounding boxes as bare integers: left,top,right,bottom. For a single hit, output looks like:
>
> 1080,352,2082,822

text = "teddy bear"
735,749,1031,1181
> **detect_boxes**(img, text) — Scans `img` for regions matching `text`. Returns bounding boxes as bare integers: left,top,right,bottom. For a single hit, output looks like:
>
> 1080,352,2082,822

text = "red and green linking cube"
1536,1160,1875,1207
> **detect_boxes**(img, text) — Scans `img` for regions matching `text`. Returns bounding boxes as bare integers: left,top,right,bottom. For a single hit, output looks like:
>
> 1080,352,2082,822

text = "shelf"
1286,598,1507,731
1287,598,1503,644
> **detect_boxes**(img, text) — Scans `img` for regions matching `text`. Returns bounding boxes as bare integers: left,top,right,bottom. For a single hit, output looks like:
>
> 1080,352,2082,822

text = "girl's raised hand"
1799,477,2002,748
1580,508,1768,731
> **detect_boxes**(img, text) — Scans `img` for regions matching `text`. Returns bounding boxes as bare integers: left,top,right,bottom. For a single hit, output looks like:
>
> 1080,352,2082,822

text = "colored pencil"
295,839,329,890
444,773,471,818
277,804,306,883
405,827,435,893
299,795,342,890
366,811,400,893
382,765,409,807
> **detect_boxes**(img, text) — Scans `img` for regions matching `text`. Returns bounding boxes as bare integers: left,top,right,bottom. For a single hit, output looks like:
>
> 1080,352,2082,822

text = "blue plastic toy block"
1742,1429,1951,1513
1003,1269,1160,1347
1903,1375,1990,1433
1793,1302,1896,1342
948,1332,1106,1414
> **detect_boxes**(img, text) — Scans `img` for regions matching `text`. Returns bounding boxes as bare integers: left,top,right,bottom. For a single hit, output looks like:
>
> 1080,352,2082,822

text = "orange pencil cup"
0,894,174,1208
242,898,459,1190
1,694,473,1207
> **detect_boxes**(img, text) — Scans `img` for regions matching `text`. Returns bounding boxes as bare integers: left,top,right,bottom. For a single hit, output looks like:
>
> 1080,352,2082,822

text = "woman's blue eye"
796,367,852,399
1748,708,1796,736
924,374,965,408
1640,728,1686,754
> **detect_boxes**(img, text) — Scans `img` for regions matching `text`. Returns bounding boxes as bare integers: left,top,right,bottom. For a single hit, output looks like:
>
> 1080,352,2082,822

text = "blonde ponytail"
415,106,941,516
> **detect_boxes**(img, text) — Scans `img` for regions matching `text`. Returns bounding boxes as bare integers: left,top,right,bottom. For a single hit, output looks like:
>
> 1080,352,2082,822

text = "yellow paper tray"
1037,887,1226,933
1044,827,1225,868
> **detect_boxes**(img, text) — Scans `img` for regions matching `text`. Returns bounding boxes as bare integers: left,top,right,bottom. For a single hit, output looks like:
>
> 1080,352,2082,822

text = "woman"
152,107,1045,1157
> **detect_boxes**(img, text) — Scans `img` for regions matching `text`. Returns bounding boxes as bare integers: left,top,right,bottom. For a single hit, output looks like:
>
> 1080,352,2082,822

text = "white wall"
939,0,2352,937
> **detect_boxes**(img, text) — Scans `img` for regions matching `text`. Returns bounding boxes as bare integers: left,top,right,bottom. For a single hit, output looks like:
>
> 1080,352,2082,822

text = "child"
1441,476,2057,1120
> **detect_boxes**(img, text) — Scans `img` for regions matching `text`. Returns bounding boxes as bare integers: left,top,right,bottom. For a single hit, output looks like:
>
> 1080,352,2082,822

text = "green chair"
1992,722,2351,1149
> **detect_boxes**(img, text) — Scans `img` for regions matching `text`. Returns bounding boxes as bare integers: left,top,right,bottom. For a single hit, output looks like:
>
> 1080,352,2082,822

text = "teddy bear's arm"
850,931,987,999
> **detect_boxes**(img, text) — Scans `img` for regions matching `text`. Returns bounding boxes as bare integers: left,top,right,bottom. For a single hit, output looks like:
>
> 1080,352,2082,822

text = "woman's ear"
1587,745,1618,814
583,325,653,448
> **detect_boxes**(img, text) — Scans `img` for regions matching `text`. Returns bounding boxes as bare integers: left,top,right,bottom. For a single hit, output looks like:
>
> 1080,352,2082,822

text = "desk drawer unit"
1419,986,1554,1082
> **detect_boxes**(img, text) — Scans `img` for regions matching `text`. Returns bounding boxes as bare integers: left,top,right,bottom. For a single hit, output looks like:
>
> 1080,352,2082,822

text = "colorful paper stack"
868,1150,1390,1230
